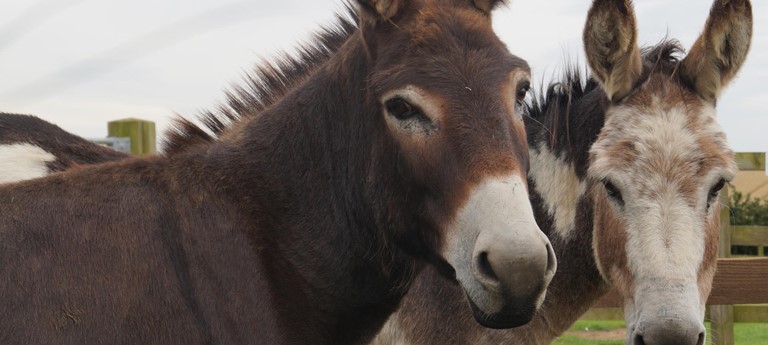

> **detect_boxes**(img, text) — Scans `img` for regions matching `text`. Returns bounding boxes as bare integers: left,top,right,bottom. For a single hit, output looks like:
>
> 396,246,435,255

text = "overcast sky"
0,0,765,152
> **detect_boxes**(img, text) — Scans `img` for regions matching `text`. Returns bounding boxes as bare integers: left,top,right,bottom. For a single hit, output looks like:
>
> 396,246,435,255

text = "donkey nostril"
545,242,556,275
633,334,646,345
477,252,498,282
696,331,705,345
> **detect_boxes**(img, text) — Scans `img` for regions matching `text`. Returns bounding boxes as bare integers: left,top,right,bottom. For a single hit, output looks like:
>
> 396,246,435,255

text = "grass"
553,320,625,345
554,337,623,345
567,320,626,332
553,320,768,345
554,336,624,345
717,322,768,345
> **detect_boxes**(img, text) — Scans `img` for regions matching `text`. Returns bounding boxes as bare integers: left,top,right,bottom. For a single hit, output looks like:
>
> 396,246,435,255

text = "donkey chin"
443,175,557,329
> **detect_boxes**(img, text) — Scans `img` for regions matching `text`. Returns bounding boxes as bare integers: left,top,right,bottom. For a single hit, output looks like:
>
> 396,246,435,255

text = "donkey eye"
516,82,531,102
707,178,726,207
603,180,624,207
385,98,421,120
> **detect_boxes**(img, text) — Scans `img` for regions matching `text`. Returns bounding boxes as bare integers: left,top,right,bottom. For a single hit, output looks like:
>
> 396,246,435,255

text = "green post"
710,185,734,345
734,152,766,171
108,118,156,156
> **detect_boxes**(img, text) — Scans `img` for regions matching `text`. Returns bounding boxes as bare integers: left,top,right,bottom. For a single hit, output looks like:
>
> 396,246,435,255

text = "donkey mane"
527,68,598,121
641,39,685,75
162,9,358,155
526,65,599,145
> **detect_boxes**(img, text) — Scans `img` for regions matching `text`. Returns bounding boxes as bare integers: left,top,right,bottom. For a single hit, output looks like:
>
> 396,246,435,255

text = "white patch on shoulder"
528,143,585,240
0,143,56,184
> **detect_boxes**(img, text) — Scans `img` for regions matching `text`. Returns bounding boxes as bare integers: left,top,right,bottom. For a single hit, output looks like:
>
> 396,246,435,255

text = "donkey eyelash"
706,178,727,209
513,81,531,118
516,81,531,101
384,97,426,121
602,180,625,208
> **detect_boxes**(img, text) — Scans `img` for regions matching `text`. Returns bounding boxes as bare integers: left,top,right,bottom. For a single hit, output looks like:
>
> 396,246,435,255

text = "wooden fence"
731,226,768,257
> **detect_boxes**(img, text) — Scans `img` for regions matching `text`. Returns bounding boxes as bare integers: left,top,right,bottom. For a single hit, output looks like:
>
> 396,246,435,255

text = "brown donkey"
0,1,556,344
371,0,752,344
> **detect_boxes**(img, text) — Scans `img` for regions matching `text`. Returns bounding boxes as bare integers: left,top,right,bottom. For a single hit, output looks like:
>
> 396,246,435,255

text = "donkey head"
354,0,556,328
584,0,752,344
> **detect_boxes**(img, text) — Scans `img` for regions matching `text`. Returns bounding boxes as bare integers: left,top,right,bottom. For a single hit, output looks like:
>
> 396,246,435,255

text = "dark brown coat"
0,1,542,344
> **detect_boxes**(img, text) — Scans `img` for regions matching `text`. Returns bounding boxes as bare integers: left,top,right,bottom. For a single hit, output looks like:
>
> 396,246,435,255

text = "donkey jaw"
443,174,556,329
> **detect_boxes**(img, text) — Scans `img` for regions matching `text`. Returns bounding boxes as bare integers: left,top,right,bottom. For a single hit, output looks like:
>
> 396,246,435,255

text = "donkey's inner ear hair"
582,0,643,102
679,0,753,102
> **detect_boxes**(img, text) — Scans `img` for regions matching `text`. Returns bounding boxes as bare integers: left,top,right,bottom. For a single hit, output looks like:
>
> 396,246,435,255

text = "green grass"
568,320,626,332
554,336,624,345
553,320,625,345
553,320,768,345
719,322,768,345
553,337,623,345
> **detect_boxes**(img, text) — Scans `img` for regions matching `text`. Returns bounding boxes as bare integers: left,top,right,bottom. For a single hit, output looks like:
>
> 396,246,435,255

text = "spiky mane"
641,39,685,75
524,63,599,153
526,65,598,121
162,9,358,155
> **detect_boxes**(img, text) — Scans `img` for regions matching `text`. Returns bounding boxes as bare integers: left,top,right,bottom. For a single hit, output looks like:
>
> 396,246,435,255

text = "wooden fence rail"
732,226,768,256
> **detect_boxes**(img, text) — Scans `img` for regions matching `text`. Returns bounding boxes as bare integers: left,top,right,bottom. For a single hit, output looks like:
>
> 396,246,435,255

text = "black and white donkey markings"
0,113,128,184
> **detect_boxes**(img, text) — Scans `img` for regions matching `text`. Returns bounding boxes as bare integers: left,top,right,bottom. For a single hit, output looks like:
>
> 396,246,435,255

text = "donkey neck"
523,85,612,338
178,33,416,344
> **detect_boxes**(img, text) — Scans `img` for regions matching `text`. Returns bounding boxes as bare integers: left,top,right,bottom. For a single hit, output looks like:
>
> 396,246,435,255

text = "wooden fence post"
710,186,734,345
107,118,156,156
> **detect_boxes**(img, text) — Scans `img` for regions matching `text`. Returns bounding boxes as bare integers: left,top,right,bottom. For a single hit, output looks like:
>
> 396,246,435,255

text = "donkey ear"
583,0,643,102
473,0,507,14
680,0,753,102
355,0,403,22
